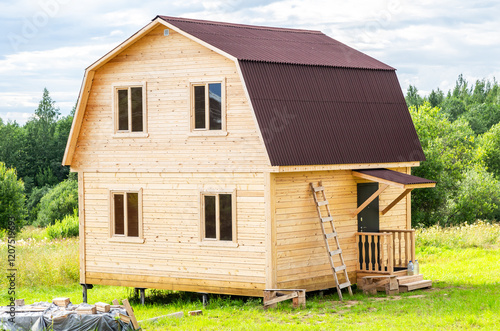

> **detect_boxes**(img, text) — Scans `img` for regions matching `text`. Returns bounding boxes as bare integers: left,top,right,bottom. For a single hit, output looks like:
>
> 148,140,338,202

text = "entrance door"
357,183,379,232
357,183,380,271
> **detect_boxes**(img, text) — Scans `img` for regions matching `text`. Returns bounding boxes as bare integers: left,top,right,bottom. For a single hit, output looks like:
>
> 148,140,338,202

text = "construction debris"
95,302,111,313
189,310,203,316
122,299,139,329
76,305,97,315
52,298,70,308
0,298,137,331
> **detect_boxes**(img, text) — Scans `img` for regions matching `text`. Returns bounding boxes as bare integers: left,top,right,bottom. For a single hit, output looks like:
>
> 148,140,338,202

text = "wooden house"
63,16,435,299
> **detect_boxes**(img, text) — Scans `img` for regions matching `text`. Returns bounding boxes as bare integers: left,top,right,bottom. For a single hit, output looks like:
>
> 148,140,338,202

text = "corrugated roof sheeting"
239,61,426,166
159,16,394,70
355,169,436,185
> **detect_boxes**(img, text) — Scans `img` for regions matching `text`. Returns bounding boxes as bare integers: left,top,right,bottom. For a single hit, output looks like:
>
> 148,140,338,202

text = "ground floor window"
111,190,142,238
201,192,236,242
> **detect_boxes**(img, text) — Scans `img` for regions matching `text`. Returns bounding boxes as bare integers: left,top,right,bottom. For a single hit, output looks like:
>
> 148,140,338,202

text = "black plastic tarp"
0,302,136,331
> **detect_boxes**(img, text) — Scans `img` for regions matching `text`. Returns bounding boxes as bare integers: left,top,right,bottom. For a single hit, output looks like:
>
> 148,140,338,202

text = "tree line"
1,76,500,231
408,75,500,226
0,88,77,231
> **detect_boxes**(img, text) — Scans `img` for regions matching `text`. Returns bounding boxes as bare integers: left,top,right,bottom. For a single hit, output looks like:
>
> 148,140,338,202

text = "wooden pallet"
263,289,306,309
360,275,399,295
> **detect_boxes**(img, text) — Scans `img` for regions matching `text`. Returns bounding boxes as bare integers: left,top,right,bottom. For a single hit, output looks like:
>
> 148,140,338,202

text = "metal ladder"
310,181,353,301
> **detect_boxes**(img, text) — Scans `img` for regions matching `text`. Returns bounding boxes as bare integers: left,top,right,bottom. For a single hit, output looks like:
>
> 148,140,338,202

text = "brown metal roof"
355,169,436,185
157,16,425,166
158,16,394,70
239,61,426,166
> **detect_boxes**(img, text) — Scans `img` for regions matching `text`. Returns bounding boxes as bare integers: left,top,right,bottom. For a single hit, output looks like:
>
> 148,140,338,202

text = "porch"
354,230,432,293
355,229,415,276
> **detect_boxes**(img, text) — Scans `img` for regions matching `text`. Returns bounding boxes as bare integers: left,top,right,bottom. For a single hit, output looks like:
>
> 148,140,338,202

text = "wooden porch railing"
380,229,415,269
355,232,394,274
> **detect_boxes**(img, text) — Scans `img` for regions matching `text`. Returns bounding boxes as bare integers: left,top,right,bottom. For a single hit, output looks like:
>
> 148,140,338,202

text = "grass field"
1,222,499,330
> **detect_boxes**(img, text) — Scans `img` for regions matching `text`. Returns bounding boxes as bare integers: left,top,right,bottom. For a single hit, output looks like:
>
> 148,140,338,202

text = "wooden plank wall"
72,25,270,173
273,168,408,291
83,171,267,296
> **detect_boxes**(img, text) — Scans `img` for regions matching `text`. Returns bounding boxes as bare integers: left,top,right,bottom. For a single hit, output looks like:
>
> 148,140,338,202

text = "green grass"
1,222,499,330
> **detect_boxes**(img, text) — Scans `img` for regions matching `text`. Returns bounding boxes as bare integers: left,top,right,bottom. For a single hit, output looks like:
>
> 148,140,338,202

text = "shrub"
446,168,500,224
46,209,79,239
480,122,500,178
0,162,26,231
36,178,78,227
25,185,52,225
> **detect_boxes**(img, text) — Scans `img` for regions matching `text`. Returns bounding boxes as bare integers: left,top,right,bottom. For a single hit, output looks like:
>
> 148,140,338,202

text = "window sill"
197,240,238,248
109,237,145,244
112,132,149,139
188,131,228,137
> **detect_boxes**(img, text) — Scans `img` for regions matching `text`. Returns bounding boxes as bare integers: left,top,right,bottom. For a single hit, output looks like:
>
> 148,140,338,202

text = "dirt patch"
344,300,360,307
370,296,402,301
407,295,426,299
371,297,389,301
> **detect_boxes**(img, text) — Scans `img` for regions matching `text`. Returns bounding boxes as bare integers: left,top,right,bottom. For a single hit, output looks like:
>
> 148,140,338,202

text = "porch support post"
381,189,413,215
351,184,389,218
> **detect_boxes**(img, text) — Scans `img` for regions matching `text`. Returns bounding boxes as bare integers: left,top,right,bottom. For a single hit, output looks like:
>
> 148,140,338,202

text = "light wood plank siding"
83,171,266,296
71,25,270,173
273,168,408,291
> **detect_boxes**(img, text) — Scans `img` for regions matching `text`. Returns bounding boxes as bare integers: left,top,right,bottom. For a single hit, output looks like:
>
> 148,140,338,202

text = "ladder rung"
338,281,351,289
329,249,342,256
317,201,328,206
313,186,324,192
325,232,337,239
334,265,346,272
321,216,333,223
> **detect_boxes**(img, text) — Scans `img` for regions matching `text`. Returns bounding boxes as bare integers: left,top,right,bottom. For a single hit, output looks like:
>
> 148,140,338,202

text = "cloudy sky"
1,0,499,124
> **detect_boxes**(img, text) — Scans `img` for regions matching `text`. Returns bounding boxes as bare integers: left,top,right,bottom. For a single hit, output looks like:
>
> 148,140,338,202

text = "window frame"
109,188,144,243
199,189,237,246
112,82,148,138
189,79,227,134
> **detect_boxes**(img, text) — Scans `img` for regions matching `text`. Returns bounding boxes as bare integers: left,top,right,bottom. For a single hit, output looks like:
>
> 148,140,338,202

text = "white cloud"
1,0,500,121
0,92,40,109
0,111,33,125
0,43,117,75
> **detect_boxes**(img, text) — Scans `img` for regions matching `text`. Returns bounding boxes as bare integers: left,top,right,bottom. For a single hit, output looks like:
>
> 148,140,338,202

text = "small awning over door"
351,168,436,217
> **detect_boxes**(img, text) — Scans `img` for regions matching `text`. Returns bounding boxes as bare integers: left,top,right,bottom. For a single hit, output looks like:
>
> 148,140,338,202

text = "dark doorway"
357,183,380,271
357,183,379,232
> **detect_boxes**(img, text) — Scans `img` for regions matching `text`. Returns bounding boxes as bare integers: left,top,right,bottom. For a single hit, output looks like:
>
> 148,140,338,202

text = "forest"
0,74,499,232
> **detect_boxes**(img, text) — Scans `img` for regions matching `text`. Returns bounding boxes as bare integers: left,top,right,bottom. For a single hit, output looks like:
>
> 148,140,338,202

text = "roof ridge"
178,30,341,45
157,15,323,35
239,59,394,71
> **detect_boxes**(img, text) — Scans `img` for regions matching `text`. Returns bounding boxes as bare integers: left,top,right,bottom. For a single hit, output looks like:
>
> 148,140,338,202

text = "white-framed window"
109,189,144,242
190,80,226,132
112,82,147,136
200,191,236,243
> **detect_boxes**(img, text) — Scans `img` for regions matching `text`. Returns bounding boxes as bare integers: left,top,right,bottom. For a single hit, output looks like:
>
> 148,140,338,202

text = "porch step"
396,274,424,285
399,279,432,293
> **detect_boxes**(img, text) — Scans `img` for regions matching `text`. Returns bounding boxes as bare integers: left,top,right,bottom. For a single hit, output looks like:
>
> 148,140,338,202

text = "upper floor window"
191,81,225,132
113,83,147,136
